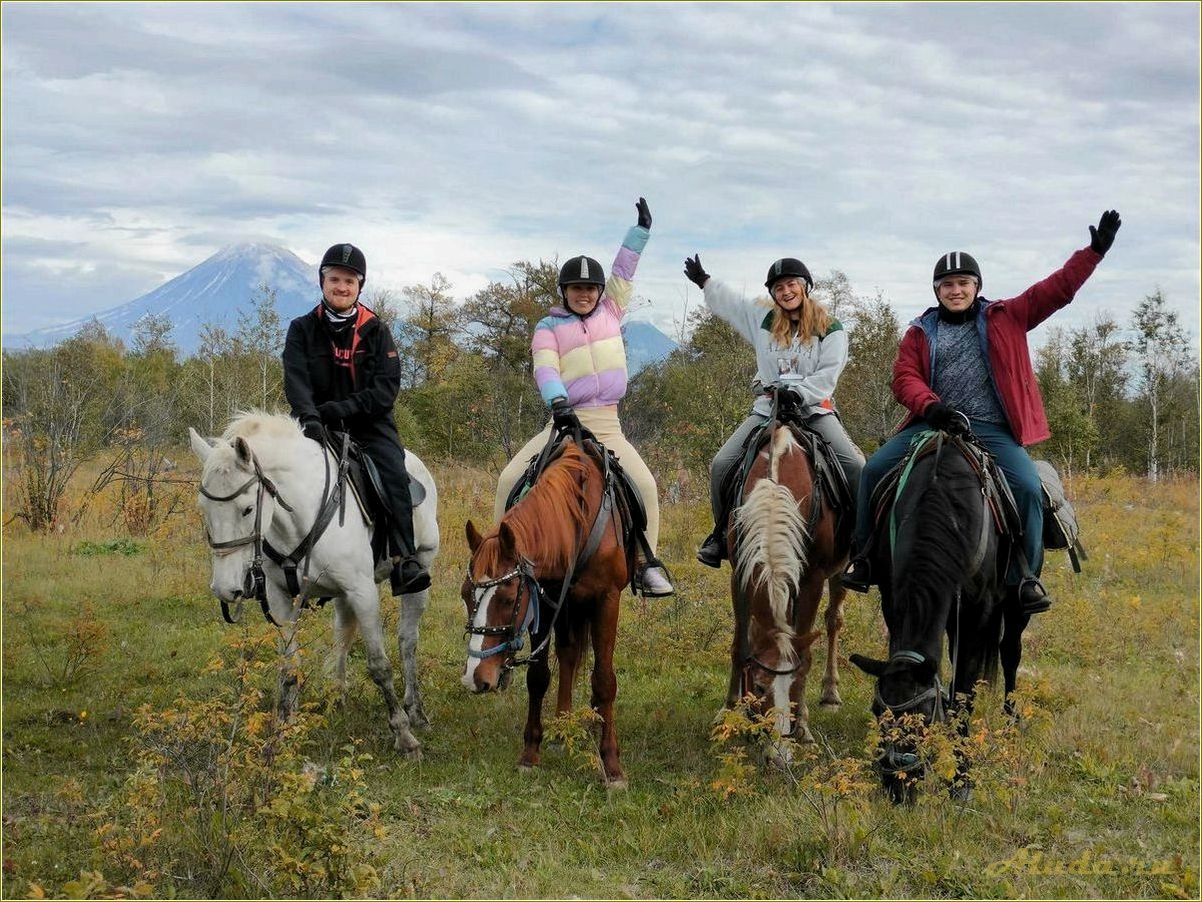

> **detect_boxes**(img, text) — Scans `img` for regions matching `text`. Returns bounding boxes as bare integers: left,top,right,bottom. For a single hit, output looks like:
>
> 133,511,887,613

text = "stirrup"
842,558,872,593
1018,577,1051,615
635,560,675,598
696,532,726,569
391,558,431,596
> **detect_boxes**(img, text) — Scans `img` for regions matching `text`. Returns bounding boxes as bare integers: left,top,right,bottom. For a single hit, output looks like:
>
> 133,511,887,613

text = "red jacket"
892,247,1102,446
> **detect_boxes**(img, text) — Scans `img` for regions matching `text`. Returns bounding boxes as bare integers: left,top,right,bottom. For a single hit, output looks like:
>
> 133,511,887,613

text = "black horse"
850,427,1032,801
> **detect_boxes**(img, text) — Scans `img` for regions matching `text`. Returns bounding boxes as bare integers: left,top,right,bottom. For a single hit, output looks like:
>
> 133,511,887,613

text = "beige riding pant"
493,405,661,554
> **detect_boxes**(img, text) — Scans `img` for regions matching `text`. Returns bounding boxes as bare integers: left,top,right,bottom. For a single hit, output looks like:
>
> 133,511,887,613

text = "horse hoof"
604,776,628,791
819,698,842,711
517,763,537,774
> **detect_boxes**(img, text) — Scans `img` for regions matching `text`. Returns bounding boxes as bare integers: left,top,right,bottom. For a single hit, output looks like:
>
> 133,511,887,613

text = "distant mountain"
10,243,317,354
7,242,681,371
622,319,679,374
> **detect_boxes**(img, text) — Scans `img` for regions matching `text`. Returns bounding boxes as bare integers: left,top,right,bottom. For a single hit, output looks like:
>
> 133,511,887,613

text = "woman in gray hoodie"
684,254,863,567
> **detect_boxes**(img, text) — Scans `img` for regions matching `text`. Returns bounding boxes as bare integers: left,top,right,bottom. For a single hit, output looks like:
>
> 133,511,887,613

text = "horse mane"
894,445,1002,685
480,442,595,575
732,427,812,663
218,409,306,473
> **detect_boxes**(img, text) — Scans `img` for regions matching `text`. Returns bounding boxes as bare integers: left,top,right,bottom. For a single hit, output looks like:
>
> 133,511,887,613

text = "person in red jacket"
842,211,1121,614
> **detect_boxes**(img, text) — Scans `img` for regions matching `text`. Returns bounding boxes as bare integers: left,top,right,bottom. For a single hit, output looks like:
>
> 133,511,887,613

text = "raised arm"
1008,211,1119,330
602,197,652,316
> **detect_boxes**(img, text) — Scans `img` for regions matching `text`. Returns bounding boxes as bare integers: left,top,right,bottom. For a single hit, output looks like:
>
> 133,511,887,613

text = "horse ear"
233,436,253,468
465,520,484,553
498,522,518,559
849,653,888,678
188,427,213,464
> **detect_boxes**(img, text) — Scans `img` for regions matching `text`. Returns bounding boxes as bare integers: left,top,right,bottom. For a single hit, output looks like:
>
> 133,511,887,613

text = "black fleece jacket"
282,303,402,437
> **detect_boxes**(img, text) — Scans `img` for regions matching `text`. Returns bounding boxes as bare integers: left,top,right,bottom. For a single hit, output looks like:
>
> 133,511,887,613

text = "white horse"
188,411,439,757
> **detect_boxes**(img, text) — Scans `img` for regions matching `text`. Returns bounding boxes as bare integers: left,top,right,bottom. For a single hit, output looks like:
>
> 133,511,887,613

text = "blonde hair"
768,283,831,348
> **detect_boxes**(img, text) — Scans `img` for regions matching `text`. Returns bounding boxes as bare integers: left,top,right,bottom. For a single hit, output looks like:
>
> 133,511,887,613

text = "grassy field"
2,460,1198,899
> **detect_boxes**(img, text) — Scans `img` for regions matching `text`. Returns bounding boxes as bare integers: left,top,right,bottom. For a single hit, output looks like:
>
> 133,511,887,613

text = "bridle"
463,557,545,667
199,453,294,626
464,430,624,676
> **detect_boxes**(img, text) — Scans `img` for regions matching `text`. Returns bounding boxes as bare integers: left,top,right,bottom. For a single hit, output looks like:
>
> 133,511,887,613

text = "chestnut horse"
726,401,851,748
461,441,630,788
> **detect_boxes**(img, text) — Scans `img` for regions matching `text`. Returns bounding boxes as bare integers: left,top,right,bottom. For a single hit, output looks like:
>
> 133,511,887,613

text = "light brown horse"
726,413,850,748
462,441,630,787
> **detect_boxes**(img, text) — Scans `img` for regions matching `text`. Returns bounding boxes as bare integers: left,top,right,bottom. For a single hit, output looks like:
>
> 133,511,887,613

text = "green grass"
2,467,1198,898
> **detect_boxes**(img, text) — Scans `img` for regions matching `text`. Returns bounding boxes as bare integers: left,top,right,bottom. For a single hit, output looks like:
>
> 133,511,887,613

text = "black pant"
354,426,416,557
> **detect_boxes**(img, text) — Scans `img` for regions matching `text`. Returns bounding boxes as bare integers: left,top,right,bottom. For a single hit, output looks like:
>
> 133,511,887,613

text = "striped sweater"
532,225,648,408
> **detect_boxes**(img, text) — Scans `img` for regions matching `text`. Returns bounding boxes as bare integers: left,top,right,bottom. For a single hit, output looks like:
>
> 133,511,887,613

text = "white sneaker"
639,564,675,598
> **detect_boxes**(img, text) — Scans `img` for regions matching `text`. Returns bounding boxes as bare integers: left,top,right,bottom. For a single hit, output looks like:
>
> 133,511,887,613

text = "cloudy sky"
3,2,1198,346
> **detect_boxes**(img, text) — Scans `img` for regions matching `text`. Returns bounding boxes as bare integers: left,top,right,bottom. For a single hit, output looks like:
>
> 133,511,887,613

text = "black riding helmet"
319,243,367,287
558,255,606,299
764,257,814,292
932,251,981,294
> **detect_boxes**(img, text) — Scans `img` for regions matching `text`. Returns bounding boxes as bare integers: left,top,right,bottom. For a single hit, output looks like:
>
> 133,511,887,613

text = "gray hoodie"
703,278,848,419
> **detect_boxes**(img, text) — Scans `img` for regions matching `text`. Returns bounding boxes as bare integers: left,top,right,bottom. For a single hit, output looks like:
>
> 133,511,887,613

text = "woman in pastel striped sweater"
493,197,673,597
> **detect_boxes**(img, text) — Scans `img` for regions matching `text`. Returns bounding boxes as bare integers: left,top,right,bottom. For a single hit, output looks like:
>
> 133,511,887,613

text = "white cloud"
1,1,1197,348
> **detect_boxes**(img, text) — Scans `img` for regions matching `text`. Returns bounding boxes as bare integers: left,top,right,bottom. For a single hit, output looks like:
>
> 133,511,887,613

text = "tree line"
3,262,1197,532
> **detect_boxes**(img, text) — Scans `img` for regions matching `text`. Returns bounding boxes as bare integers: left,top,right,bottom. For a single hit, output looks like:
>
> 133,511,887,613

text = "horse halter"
874,650,947,717
199,453,294,625
463,557,542,667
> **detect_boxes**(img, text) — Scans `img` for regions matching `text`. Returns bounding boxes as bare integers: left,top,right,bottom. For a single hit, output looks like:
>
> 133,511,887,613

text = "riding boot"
391,557,431,596
696,531,726,568
1018,577,1051,615
842,556,872,593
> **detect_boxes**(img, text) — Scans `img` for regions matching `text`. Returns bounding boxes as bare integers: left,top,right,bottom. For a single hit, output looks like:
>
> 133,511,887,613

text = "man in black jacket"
283,242,430,594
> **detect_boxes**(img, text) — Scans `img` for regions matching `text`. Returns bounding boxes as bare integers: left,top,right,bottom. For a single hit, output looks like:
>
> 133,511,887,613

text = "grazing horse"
726,397,850,748
189,412,439,757
461,440,630,788
849,429,1030,801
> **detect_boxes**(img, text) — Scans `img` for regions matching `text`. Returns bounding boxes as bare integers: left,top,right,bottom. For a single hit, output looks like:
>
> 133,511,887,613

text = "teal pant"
853,419,1043,584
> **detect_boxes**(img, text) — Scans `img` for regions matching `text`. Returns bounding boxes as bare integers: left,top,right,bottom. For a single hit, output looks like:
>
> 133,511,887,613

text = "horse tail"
731,427,811,653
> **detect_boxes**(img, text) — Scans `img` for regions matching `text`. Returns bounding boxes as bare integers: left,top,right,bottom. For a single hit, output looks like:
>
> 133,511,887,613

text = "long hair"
768,285,831,349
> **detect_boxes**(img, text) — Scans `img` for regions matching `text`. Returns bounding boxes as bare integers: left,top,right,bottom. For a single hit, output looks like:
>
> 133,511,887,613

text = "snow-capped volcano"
9,243,318,354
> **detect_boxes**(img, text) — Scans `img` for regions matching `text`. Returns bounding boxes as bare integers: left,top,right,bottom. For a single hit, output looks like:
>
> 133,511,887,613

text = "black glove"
636,196,652,230
924,401,969,436
551,397,577,429
1089,209,1121,256
684,254,709,289
776,385,804,415
302,419,325,444
317,400,353,426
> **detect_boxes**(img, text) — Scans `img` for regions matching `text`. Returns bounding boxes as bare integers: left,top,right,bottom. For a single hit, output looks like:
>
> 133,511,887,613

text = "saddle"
505,421,656,595
865,430,1021,582
718,402,856,537
334,432,427,562
264,430,426,599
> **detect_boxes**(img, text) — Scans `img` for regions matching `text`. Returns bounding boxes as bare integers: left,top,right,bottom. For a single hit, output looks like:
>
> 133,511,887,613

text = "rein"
200,437,350,627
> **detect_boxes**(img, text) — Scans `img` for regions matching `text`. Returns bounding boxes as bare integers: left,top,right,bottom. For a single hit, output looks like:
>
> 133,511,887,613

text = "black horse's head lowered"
851,431,1028,802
